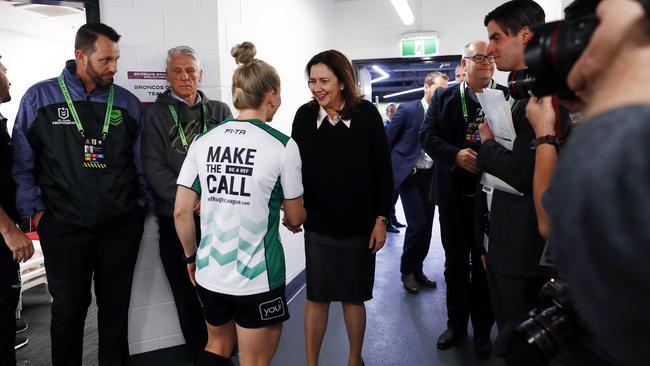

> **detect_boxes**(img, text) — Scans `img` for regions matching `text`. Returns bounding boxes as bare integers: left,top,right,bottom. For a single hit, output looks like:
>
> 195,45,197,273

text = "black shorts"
195,284,290,329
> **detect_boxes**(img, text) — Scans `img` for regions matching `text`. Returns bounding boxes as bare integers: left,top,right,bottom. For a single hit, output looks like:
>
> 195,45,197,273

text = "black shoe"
16,319,28,334
437,328,466,350
473,333,492,359
415,271,437,288
401,273,418,294
386,224,400,233
15,336,28,350
391,217,406,228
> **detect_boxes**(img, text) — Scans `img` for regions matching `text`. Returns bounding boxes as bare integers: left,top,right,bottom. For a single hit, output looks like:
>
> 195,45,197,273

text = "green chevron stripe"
237,259,266,279
240,215,267,234
198,233,212,250
215,225,239,243
196,254,209,270
238,237,264,257
210,246,237,265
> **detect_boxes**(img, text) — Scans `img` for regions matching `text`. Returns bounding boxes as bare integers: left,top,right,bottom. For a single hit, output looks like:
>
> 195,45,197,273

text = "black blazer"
477,98,571,277
419,82,510,207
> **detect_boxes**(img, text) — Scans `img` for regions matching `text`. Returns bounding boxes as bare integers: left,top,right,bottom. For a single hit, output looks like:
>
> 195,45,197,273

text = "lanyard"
460,80,496,122
167,103,208,151
57,76,114,139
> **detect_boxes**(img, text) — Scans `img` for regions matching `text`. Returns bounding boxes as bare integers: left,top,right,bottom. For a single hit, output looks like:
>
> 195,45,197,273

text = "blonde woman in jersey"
174,42,306,366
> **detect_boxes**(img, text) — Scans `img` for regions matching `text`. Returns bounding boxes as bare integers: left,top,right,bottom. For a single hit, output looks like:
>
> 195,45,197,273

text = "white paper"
476,89,516,151
481,172,524,196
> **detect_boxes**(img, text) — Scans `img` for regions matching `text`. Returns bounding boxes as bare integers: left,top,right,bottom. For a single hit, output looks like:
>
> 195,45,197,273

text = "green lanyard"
167,103,208,151
57,75,114,139
460,80,496,122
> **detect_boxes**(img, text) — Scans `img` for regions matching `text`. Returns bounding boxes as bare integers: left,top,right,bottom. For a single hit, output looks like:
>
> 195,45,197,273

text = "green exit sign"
401,37,438,57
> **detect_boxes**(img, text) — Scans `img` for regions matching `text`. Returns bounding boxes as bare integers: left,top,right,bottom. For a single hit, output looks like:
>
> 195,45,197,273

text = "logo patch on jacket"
109,110,123,126
52,107,75,125
58,107,70,120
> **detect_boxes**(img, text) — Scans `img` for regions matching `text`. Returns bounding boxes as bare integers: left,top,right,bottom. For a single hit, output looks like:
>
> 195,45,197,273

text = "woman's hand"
187,262,197,286
369,220,387,254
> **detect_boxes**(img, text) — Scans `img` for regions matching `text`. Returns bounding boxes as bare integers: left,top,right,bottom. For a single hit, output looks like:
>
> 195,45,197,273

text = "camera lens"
517,306,571,362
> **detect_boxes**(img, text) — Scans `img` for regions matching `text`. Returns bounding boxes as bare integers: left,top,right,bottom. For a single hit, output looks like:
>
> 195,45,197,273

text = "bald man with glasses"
420,41,507,358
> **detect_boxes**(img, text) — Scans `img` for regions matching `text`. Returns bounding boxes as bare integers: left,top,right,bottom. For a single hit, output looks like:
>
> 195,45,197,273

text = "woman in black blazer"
291,49,393,366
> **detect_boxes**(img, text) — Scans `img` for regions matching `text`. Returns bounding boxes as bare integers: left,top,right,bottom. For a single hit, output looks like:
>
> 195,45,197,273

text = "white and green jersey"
177,118,303,296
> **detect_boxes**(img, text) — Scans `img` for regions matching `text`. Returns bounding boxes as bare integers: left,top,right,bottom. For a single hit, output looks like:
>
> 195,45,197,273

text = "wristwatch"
184,252,196,264
376,216,388,225
534,135,559,149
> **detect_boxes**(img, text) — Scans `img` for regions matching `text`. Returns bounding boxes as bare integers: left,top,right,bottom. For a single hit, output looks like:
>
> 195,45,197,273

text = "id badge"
83,137,107,169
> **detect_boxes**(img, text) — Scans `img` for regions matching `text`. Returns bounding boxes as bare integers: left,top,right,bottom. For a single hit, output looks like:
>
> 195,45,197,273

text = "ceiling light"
370,65,390,83
384,87,423,99
390,0,414,26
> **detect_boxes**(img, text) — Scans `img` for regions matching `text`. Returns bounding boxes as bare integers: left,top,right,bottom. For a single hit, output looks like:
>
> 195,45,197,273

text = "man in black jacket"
420,41,504,358
12,23,147,366
141,45,232,361
0,54,33,366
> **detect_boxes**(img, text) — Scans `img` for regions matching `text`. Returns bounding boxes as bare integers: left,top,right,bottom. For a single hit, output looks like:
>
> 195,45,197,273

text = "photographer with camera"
477,2,574,365
525,1,650,365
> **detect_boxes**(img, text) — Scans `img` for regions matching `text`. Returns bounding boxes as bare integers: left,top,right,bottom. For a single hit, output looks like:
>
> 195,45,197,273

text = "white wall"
99,0,335,355
0,2,84,132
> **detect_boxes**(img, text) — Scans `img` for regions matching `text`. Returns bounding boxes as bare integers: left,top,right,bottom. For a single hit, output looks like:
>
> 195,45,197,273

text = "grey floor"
272,209,503,366
16,205,505,366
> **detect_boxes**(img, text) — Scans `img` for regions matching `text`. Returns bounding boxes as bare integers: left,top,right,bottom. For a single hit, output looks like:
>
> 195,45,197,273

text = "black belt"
410,167,433,175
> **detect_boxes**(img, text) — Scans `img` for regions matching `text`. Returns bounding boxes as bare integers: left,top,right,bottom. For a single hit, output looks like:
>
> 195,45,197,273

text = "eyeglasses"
464,54,495,63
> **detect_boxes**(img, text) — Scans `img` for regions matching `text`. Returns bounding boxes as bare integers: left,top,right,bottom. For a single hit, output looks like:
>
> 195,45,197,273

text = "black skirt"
304,231,376,303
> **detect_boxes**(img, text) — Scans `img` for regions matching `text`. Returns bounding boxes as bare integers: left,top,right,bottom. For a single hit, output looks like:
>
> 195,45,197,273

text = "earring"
340,86,344,90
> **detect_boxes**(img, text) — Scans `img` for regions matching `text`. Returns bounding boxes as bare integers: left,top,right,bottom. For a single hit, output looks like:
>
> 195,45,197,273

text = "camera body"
514,278,579,364
508,0,599,99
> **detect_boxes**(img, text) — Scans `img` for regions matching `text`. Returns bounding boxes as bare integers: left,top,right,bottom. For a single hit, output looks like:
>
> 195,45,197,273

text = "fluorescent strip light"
384,87,424,99
390,0,414,26
370,65,390,83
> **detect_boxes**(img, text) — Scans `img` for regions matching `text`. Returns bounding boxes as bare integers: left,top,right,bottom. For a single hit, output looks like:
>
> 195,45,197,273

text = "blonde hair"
231,42,280,110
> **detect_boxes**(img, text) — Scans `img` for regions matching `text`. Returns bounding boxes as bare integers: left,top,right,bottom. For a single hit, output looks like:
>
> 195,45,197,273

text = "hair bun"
231,42,256,65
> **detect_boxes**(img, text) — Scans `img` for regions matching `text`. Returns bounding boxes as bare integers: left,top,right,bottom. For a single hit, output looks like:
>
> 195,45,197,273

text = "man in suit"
387,71,448,295
420,41,504,358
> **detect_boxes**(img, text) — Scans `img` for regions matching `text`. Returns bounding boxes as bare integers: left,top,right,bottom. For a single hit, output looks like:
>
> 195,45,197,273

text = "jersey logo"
57,107,70,120
109,109,123,126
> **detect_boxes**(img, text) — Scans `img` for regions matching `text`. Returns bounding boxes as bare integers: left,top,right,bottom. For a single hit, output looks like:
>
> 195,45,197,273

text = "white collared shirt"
316,105,351,129
171,90,202,106
415,97,434,169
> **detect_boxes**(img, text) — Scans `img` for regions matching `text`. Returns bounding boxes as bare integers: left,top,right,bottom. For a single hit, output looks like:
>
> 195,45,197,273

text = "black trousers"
38,207,145,366
485,266,546,332
439,196,493,334
157,216,206,357
389,190,399,221
0,286,19,366
399,169,435,274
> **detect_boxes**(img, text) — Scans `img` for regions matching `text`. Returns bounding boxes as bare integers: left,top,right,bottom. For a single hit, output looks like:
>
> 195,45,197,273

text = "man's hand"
567,0,644,102
368,220,386,254
479,121,494,144
455,148,478,174
3,226,34,263
193,200,201,215
526,96,556,138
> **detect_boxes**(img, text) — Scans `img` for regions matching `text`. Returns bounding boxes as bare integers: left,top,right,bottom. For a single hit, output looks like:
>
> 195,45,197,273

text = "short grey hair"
461,41,487,59
166,45,201,70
